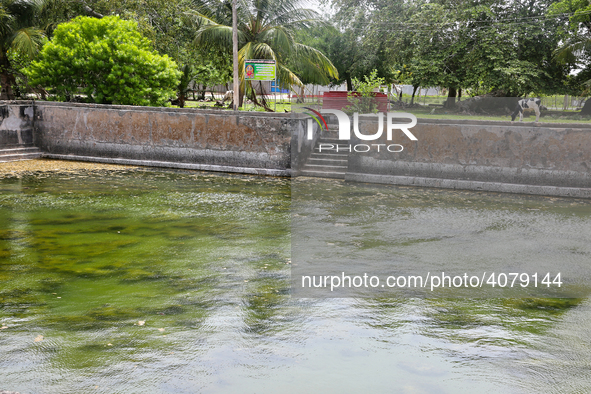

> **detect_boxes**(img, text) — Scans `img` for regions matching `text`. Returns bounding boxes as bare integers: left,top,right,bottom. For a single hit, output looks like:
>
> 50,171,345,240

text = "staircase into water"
0,146,43,162
299,137,350,179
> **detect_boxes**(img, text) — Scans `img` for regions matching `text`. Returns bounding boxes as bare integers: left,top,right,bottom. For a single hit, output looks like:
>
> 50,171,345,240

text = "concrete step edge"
0,150,41,156
300,170,347,176
312,149,352,154
303,164,348,169
0,153,42,161
0,147,40,152
307,159,349,163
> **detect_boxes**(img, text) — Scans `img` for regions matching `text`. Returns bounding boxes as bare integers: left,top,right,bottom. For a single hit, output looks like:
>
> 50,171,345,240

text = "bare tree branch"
79,1,103,18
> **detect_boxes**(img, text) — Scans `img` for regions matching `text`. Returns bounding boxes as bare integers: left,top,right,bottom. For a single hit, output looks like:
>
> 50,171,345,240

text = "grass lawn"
172,96,591,124
406,107,591,123
173,99,292,113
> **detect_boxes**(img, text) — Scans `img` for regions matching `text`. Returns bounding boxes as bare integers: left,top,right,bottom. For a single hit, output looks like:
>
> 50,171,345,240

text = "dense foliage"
5,0,591,107
0,0,47,99
192,0,339,108
346,69,385,113
25,16,181,106
319,0,582,102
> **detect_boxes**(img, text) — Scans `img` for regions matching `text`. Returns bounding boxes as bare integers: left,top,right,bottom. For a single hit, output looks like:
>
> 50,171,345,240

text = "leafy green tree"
295,24,393,91
550,0,591,96
332,1,400,89
462,0,566,97
337,0,567,104
345,69,385,113
49,0,218,104
551,0,591,65
79,0,195,62
549,0,591,111
192,54,233,99
192,0,338,109
25,15,181,106
0,0,47,99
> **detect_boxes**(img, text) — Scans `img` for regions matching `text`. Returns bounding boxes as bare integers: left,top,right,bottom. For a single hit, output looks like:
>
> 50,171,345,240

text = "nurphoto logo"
303,108,418,153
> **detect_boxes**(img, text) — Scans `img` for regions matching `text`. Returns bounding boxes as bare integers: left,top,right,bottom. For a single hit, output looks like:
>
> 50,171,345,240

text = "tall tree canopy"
192,0,339,108
329,0,571,102
0,0,47,99
550,0,591,94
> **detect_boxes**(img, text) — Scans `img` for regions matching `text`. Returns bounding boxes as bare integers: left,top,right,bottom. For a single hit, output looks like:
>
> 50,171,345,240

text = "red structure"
322,91,389,113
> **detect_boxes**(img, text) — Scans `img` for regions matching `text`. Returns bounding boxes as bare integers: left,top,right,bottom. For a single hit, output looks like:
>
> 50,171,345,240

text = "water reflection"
0,168,590,393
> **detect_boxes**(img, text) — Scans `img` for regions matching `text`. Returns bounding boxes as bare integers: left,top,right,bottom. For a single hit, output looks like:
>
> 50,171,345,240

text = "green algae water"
1,167,591,393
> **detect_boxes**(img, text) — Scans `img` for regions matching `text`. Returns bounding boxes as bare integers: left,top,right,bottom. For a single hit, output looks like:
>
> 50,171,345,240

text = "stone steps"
300,138,350,179
0,146,42,162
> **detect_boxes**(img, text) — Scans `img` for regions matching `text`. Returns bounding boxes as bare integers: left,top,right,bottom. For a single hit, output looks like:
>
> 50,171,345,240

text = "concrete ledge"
42,153,291,176
345,172,591,198
41,140,285,169
352,157,591,188
415,117,591,128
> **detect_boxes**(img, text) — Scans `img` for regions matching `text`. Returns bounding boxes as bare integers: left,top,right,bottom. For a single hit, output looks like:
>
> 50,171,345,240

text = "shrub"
25,16,181,106
346,70,386,114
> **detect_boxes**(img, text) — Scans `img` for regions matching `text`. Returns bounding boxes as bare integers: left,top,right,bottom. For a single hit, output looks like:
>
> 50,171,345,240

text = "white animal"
511,98,541,122
221,90,233,103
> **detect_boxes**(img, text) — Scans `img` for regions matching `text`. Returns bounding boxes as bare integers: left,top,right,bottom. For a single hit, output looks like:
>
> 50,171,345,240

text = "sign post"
232,0,238,111
244,59,277,111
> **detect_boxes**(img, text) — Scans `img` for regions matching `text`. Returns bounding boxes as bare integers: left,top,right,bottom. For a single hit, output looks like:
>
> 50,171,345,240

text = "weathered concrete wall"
2,100,591,197
33,102,295,175
347,117,591,197
0,101,35,147
291,117,320,174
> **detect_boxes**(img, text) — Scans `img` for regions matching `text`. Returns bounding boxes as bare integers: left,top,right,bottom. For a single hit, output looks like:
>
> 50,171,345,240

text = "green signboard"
244,59,276,81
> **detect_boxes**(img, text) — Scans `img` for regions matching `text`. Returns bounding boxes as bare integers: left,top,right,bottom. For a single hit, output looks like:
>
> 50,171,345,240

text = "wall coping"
3,100,591,129
414,117,591,129
1,100,296,121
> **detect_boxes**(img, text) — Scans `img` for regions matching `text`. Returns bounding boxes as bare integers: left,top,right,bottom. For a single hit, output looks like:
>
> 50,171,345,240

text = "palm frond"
6,0,46,27
239,41,276,60
192,0,338,103
277,63,303,88
10,26,44,57
267,8,321,30
258,25,294,55
293,43,338,79
194,22,235,49
0,5,14,40
554,39,591,64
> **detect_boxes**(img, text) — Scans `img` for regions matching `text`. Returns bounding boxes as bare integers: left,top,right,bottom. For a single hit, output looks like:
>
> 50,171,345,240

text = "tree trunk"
410,85,419,105
443,86,457,109
35,87,48,100
346,74,353,92
297,85,305,104
0,51,15,101
238,83,245,108
580,98,591,115
249,81,273,111
231,0,239,111
458,88,462,101
79,0,104,18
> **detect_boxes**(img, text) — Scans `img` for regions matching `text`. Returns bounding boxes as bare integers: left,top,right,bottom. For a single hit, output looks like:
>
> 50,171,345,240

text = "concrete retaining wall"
347,117,591,198
2,100,591,197
33,102,295,175
0,102,35,147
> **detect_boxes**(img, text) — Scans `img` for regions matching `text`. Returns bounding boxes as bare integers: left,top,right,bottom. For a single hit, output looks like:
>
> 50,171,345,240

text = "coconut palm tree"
554,37,591,65
191,0,338,110
0,0,46,99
